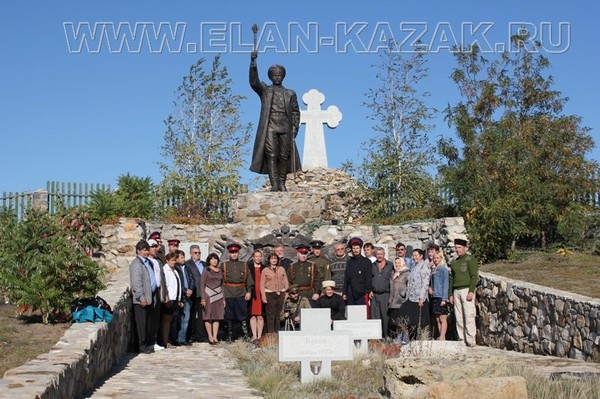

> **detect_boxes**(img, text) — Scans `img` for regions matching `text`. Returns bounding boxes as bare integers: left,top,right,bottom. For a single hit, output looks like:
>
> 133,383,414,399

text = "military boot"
278,162,288,192
267,157,279,191
226,321,233,342
241,320,249,339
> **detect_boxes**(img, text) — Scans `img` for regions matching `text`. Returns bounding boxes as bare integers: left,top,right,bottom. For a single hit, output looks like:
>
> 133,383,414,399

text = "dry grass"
227,340,600,399
0,304,70,377
226,341,387,399
481,251,600,299
497,363,600,399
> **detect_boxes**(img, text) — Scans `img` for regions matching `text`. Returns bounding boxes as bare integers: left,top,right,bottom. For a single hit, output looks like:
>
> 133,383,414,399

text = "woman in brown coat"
260,253,289,335
200,253,225,345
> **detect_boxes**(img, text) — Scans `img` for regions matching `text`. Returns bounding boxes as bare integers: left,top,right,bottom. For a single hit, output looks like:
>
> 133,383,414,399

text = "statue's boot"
278,162,288,192
267,157,279,191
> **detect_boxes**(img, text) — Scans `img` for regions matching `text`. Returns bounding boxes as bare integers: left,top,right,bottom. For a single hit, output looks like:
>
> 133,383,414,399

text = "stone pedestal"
231,192,325,225
250,168,367,224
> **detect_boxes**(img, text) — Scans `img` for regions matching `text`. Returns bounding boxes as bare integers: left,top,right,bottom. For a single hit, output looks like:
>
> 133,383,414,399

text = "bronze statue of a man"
249,51,301,191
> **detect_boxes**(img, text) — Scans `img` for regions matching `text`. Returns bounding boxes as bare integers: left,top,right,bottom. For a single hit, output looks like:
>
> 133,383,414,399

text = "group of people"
386,239,479,346
129,232,216,353
129,232,479,354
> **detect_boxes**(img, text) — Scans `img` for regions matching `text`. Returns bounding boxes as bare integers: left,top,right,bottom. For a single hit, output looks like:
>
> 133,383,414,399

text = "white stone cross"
333,305,382,355
300,89,343,170
279,308,353,383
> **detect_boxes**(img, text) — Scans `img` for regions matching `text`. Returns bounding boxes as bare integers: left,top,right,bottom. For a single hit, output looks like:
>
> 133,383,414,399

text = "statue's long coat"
249,62,301,175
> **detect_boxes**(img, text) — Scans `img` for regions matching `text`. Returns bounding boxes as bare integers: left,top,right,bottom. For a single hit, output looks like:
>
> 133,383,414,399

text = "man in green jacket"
449,238,479,347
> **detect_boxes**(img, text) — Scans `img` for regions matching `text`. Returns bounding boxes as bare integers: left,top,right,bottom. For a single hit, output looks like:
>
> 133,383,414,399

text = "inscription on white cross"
333,305,382,355
300,89,342,170
279,308,353,383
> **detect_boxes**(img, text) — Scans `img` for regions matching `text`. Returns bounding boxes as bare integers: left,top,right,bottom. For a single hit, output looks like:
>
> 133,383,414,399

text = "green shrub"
0,207,104,323
466,198,517,263
113,174,155,219
87,188,119,223
556,203,587,248
87,173,156,222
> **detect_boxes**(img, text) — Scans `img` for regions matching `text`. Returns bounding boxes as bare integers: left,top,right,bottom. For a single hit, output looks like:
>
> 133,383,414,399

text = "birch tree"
361,43,437,217
159,55,251,221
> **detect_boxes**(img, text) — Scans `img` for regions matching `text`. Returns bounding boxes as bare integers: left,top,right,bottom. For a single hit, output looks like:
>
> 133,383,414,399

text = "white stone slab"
279,308,353,383
300,89,342,170
333,305,382,355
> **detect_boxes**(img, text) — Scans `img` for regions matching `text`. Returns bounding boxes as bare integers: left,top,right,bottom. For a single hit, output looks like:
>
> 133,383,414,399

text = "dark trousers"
265,292,285,333
190,299,209,341
169,307,181,344
160,300,179,347
371,292,390,338
265,130,292,164
133,303,152,351
148,292,161,345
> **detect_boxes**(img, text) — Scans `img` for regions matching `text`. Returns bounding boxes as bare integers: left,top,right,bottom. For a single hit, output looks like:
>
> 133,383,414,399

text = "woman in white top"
160,252,182,348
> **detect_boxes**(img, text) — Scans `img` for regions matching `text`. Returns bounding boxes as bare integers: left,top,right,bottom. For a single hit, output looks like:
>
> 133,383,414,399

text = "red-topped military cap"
296,243,310,254
227,242,241,252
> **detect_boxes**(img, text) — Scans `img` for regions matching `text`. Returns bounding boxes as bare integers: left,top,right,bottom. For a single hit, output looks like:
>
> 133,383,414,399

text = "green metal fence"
46,181,111,214
1,181,111,220
0,191,34,219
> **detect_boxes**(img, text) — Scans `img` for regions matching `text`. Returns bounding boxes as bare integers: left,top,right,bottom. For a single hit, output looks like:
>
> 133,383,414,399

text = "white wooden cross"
300,89,343,170
279,308,353,383
333,305,382,355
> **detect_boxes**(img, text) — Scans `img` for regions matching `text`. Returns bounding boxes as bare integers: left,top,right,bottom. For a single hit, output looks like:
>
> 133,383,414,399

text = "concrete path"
82,343,263,399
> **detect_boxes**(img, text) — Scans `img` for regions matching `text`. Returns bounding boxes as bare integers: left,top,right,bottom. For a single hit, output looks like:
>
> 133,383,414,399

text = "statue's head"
268,64,286,85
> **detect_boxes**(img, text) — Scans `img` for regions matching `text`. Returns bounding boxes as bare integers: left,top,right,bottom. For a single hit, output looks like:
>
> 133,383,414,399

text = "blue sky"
1,1,598,194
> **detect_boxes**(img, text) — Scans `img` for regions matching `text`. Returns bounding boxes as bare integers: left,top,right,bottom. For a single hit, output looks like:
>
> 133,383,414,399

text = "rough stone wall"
477,272,600,362
99,216,468,265
0,265,132,399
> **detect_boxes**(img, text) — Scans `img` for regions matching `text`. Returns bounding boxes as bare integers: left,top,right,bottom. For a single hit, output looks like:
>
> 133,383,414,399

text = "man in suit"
343,237,373,307
174,249,195,345
186,244,208,342
249,50,301,191
129,240,156,354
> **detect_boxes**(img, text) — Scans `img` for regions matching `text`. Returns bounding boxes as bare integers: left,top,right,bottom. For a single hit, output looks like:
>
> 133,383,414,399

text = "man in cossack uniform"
287,243,322,306
221,242,253,341
309,240,331,281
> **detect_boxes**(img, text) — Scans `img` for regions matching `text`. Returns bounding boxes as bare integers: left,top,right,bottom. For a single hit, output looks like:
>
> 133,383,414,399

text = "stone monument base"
242,168,367,225
231,192,325,225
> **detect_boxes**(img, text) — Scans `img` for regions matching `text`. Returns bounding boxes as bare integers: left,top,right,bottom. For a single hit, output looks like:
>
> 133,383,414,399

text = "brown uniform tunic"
311,255,331,281
221,260,253,298
287,260,322,299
